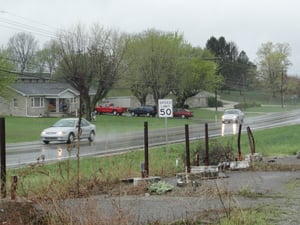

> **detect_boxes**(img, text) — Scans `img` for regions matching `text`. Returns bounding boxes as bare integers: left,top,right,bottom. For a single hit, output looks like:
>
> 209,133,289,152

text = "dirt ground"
1,156,300,224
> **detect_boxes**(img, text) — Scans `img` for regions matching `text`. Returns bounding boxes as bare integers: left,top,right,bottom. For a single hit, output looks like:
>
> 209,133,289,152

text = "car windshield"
52,119,76,127
224,110,239,115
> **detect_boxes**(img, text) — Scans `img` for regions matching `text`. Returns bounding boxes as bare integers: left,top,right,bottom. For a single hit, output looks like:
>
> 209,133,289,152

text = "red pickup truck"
94,103,127,116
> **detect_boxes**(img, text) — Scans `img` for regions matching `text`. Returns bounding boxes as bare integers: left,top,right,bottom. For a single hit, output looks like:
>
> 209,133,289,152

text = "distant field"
220,89,299,105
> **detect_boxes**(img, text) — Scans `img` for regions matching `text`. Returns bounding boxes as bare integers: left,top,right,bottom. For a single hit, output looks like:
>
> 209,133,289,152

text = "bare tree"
54,24,127,120
88,24,128,116
35,40,60,76
53,24,127,196
7,32,38,73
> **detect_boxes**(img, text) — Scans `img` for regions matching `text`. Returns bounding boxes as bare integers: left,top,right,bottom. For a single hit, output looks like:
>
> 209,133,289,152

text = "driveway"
57,157,300,224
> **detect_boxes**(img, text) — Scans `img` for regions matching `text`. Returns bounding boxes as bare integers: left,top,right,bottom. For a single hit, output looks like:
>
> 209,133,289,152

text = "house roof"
10,82,79,97
17,73,51,81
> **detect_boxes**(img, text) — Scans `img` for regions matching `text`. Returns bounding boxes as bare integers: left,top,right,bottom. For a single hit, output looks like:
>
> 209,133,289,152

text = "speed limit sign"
158,99,173,118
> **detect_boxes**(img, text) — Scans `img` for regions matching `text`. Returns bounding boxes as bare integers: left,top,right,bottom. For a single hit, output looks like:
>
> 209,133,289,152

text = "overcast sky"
1,0,300,75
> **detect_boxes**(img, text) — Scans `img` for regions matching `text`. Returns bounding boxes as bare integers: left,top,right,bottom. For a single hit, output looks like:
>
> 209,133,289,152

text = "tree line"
0,24,296,120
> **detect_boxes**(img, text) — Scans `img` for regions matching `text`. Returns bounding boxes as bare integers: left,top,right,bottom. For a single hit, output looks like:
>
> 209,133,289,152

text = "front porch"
45,96,78,117
45,90,79,117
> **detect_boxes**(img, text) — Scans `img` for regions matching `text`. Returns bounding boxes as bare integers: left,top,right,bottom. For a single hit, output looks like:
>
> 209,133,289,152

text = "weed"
237,186,262,198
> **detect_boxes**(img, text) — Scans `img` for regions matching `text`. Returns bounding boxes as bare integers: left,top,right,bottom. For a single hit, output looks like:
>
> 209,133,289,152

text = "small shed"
185,91,216,108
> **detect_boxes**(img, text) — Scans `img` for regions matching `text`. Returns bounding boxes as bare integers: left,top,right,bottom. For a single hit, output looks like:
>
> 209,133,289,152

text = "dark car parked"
129,105,157,117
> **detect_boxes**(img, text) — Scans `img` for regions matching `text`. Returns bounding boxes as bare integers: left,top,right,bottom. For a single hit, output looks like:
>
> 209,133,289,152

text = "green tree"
235,51,257,93
256,42,291,98
125,30,222,108
206,36,256,93
285,76,300,103
0,49,15,98
125,29,183,106
172,46,221,108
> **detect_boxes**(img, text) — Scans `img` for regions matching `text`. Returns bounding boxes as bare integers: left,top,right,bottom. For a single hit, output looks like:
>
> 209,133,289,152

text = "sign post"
158,99,173,157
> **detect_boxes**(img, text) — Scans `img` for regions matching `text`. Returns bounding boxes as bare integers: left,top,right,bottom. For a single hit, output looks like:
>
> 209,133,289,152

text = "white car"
221,109,244,124
40,118,96,144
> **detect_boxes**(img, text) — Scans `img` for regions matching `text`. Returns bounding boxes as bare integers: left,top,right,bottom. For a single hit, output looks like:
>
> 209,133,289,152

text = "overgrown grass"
227,125,300,156
218,206,279,225
188,124,300,159
9,144,183,198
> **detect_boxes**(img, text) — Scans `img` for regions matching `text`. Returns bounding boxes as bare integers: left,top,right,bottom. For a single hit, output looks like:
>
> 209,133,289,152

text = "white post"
165,116,169,158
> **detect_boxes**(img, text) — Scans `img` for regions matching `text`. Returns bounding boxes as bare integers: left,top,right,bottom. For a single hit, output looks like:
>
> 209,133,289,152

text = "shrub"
207,96,223,107
148,181,174,194
234,102,261,110
191,140,235,165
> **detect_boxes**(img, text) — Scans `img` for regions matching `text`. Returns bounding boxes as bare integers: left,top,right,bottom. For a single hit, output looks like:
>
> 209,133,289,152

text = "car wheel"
88,131,95,142
113,110,117,116
67,133,75,144
146,112,150,117
43,140,49,144
181,115,186,119
131,112,135,116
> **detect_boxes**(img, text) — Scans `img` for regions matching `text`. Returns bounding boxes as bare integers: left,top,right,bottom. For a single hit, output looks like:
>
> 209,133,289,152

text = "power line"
0,17,56,38
2,56,55,73
0,10,58,30
0,10,57,40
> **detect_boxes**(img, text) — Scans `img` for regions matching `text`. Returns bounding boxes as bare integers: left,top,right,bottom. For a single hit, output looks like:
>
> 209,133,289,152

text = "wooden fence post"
11,176,18,200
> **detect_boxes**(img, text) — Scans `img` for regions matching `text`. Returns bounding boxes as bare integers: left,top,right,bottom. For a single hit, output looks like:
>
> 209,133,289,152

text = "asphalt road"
5,109,300,168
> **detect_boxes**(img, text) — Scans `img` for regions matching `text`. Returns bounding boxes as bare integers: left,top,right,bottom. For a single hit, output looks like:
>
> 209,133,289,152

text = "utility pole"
0,118,6,198
215,90,218,122
202,57,221,123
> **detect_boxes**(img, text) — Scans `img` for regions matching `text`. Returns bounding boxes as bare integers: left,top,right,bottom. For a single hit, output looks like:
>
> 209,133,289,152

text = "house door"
48,99,56,112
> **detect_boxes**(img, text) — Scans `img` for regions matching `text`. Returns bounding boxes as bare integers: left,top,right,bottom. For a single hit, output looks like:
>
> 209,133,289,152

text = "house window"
31,97,44,108
12,98,18,107
70,98,77,104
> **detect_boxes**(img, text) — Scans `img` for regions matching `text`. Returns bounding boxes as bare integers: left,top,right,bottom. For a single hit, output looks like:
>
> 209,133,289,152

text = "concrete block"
230,160,249,170
245,153,263,162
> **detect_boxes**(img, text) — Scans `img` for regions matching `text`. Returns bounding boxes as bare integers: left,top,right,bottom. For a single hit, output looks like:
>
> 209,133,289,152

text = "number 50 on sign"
158,99,173,118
